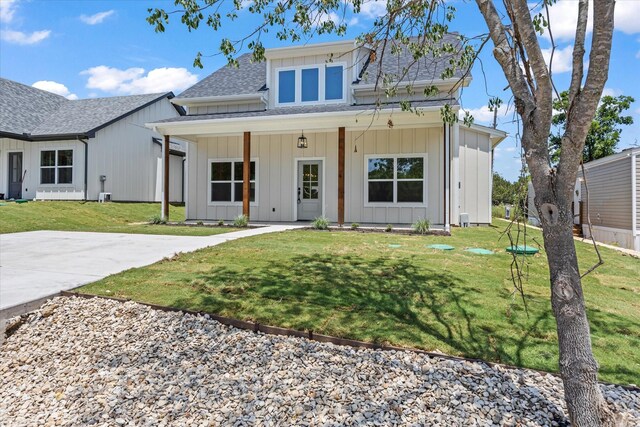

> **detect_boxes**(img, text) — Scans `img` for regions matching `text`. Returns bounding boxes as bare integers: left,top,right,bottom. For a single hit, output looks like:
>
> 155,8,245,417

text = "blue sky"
1,0,639,181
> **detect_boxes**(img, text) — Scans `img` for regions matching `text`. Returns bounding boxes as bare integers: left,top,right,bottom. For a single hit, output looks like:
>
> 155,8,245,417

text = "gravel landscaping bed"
1,297,638,427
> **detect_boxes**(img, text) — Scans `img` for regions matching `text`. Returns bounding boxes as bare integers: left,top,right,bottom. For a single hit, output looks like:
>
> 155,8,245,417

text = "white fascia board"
147,106,450,137
265,40,357,60
352,77,472,92
582,147,640,170
172,93,265,107
465,123,508,147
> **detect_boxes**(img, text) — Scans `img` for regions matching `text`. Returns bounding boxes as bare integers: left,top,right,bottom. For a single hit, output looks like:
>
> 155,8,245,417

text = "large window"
209,160,257,203
366,155,425,204
276,63,345,106
40,149,73,185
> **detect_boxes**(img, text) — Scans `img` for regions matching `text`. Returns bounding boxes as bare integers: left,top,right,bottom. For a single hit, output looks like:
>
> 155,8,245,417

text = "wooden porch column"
243,131,251,218
338,127,345,225
162,134,170,221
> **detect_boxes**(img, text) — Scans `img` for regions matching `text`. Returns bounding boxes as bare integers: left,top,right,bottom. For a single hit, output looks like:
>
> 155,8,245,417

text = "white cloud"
81,66,198,95
460,103,514,125
539,0,640,42
32,80,78,100
79,10,115,25
0,0,18,24
541,44,573,74
601,87,622,98
359,0,387,19
0,29,50,45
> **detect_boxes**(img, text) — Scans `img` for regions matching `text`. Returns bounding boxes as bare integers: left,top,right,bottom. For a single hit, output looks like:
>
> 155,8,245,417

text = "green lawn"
79,224,640,385
0,201,235,236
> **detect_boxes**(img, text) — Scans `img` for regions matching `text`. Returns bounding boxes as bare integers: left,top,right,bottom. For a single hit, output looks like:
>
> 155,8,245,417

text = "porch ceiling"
147,104,454,141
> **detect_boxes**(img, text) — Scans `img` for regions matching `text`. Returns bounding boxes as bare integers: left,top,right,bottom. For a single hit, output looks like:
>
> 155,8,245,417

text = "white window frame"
364,153,428,208
274,62,347,107
39,148,74,186
207,158,259,206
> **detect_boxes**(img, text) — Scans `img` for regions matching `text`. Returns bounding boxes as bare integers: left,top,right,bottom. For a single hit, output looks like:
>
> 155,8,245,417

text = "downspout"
182,157,185,204
79,137,89,201
632,153,637,249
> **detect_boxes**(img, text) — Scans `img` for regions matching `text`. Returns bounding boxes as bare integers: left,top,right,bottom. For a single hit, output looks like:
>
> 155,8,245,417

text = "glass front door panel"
302,164,319,200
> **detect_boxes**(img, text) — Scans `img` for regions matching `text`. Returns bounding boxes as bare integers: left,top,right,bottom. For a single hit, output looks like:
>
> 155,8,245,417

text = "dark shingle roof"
176,53,266,99
152,98,458,124
0,78,67,135
31,93,172,136
0,77,178,139
357,34,466,85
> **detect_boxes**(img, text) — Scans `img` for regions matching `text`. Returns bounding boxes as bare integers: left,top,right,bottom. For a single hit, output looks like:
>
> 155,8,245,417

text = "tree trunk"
533,182,617,426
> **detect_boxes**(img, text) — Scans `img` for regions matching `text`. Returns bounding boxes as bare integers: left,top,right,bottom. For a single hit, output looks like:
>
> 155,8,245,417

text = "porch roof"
147,99,458,140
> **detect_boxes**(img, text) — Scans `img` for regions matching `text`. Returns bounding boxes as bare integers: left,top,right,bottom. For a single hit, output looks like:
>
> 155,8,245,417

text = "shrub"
196,221,204,226
311,216,330,230
149,214,166,225
350,222,360,230
385,224,393,232
412,218,431,234
233,214,249,228
218,219,225,226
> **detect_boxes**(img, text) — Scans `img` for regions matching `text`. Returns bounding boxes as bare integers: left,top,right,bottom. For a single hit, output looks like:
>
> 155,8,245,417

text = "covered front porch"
152,106,456,228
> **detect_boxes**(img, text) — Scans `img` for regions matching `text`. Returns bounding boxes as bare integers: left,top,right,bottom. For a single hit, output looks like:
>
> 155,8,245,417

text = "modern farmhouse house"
0,78,185,202
149,37,506,227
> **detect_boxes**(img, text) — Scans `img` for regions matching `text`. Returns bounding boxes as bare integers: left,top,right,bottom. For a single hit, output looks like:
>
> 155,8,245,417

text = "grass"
0,201,236,236
79,223,640,385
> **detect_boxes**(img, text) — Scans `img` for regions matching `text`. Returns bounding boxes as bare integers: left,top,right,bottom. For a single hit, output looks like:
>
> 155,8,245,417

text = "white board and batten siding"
87,97,183,202
458,127,492,225
186,126,446,224
0,137,86,200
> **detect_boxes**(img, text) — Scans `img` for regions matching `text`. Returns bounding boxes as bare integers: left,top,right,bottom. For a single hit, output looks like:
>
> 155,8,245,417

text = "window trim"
274,62,347,107
39,148,74,186
364,153,428,208
207,158,259,207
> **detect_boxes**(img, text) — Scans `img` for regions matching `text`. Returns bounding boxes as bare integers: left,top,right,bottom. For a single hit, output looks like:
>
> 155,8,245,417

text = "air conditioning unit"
460,213,470,227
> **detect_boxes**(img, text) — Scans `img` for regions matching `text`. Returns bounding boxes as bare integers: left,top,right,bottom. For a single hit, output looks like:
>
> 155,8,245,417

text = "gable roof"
174,34,467,100
0,77,183,141
176,53,267,99
0,78,68,136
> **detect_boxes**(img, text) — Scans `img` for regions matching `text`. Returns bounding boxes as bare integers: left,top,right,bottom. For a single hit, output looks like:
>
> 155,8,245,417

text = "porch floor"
185,220,446,232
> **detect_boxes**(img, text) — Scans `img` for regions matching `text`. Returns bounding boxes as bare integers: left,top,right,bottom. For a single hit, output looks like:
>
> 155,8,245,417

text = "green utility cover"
427,244,455,251
465,248,494,255
506,245,540,255
15,199,29,204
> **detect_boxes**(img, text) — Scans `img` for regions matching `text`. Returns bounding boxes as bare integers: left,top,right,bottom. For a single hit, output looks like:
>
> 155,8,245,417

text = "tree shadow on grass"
167,252,564,369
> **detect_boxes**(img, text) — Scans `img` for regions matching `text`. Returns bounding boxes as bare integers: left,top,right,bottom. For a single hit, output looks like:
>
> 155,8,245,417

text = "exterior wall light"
297,131,308,149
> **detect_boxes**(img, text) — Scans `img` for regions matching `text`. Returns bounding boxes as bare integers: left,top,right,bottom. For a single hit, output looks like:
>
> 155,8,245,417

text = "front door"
297,160,322,220
8,152,23,199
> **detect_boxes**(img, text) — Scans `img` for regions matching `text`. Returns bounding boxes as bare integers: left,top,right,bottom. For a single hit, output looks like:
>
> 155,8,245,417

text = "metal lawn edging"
19,291,629,393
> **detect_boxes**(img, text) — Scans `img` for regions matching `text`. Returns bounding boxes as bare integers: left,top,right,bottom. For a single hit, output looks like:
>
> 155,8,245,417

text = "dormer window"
276,63,345,106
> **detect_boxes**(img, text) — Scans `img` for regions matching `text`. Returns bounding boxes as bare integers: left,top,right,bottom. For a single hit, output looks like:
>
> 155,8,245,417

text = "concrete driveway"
0,226,299,317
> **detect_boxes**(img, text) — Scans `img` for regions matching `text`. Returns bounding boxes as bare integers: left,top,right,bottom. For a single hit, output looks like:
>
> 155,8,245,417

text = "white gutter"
352,77,472,92
582,147,640,169
632,152,637,240
172,93,265,107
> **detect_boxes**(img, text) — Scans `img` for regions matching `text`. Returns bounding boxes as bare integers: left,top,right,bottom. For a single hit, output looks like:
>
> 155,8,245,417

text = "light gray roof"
176,53,266,99
0,78,67,135
357,33,466,85
31,93,172,136
0,77,179,140
152,98,457,124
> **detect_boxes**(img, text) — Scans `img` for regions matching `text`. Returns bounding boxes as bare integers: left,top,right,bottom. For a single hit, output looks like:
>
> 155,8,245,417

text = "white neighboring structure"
0,78,185,202
150,37,506,227
580,147,640,251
